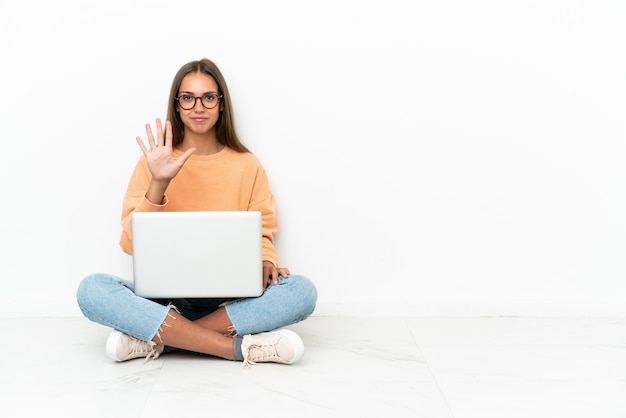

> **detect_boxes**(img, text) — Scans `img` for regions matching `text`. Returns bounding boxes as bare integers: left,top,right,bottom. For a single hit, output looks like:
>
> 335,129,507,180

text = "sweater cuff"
138,195,168,211
263,258,279,268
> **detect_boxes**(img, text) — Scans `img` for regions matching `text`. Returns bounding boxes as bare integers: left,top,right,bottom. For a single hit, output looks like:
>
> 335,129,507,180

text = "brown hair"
166,58,250,153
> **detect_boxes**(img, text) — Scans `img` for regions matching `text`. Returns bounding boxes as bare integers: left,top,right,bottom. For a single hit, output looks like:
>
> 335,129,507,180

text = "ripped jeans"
76,273,317,343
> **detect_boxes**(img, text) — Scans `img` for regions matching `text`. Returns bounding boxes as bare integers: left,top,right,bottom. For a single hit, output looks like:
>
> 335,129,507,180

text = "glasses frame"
175,93,224,110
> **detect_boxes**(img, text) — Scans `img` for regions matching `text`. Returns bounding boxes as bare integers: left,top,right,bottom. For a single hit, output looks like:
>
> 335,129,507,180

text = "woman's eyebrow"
178,90,219,95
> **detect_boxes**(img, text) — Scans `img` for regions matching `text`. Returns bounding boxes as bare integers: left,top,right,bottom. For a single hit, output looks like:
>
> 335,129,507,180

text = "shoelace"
242,341,280,368
127,337,163,362
144,344,162,362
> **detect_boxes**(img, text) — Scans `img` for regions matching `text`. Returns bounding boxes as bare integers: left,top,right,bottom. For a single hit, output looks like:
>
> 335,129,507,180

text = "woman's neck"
178,134,224,155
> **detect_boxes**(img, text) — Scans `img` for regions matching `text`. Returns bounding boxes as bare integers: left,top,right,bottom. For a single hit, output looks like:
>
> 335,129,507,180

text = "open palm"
136,118,195,182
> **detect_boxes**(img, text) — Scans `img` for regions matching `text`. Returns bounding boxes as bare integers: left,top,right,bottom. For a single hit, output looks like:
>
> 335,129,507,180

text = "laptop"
131,211,264,298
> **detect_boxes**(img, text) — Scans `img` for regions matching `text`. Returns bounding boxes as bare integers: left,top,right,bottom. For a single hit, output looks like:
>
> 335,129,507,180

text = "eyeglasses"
175,93,223,110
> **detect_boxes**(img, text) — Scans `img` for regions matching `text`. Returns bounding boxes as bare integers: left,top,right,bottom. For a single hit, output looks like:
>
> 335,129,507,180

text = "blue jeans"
76,273,317,342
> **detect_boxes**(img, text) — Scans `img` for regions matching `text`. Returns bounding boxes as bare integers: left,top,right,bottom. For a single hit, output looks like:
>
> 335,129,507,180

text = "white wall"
1,0,624,317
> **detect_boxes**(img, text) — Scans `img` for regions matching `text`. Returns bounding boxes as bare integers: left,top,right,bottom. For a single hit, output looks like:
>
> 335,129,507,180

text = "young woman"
76,58,317,367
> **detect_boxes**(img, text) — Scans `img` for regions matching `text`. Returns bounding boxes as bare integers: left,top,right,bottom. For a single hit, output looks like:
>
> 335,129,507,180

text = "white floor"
2,316,625,418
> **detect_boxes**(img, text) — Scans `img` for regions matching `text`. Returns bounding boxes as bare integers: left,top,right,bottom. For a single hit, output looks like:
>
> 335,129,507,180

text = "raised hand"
136,118,196,183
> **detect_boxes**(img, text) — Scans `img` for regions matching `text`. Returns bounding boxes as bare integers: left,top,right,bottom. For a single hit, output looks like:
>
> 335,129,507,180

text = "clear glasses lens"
177,94,221,110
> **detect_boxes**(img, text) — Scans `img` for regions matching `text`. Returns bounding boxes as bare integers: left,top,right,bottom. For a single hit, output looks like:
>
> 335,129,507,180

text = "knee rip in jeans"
154,304,180,344
226,325,238,337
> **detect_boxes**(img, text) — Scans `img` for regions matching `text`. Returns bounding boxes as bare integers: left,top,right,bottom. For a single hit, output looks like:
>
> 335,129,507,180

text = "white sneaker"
105,330,164,362
241,329,305,367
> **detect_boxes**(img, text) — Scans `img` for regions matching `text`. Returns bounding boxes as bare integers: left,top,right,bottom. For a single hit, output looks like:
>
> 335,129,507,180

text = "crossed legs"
153,306,235,360
77,273,317,362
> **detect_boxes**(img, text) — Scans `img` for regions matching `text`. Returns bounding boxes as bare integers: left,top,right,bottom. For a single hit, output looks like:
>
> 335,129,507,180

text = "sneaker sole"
105,330,124,361
273,329,305,364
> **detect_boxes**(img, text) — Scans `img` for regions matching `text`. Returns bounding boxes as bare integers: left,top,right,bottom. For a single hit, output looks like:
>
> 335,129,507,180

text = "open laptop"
131,211,263,298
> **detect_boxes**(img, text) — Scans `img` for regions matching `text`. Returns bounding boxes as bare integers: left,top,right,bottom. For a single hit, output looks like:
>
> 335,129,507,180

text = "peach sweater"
119,146,280,267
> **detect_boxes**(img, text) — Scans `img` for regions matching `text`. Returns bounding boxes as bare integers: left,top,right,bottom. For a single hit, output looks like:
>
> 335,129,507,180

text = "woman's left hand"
263,261,290,290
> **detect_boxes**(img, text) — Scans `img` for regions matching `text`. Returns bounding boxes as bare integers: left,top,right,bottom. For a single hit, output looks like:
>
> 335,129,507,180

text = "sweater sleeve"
248,164,281,267
119,157,167,254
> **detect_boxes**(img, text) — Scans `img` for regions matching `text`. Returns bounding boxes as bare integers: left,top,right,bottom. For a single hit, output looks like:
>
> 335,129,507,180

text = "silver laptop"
131,211,263,298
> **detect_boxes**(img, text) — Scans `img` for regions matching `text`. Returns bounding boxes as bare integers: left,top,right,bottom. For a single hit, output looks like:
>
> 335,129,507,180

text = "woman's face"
177,72,222,137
